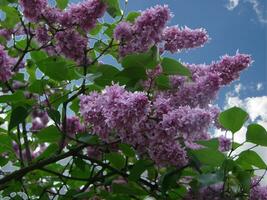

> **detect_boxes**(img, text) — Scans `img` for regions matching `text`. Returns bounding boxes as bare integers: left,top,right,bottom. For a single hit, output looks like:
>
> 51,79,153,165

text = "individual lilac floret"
163,26,209,53
66,116,85,136
114,5,171,56
0,45,15,82
218,135,231,152
210,53,252,85
55,29,88,63
61,0,107,31
19,0,48,22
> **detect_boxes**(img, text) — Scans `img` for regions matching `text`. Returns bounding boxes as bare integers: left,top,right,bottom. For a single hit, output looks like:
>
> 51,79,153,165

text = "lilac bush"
0,0,266,199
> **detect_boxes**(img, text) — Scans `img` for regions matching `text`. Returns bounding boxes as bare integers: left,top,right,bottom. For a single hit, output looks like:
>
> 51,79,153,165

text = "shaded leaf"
219,107,248,133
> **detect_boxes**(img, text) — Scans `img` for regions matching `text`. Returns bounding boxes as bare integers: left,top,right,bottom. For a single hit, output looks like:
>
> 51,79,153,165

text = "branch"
0,144,87,187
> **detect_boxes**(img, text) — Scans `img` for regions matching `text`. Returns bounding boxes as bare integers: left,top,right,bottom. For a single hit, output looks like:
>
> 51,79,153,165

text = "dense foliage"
0,0,266,199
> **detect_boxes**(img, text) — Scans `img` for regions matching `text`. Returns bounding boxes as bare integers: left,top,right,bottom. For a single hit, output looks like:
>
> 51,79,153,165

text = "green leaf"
37,57,78,81
198,171,223,187
236,170,252,193
1,6,20,28
36,144,59,161
35,126,62,143
116,66,146,86
78,135,99,145
161,57,191,76
160,168,182,192
126,11,140,22
219,107,248,133
191,148,225,167
155,74,170,90
90,23,102,35
246,124,267,146
103,0,122,18
129,160,153,181
119,143,135,158
112,182,147,196
121,46,159,69
236,150,267,169
47,109,61,125
8,105,30,131
197,138,219,150
0,134,13,154
31,51,47,62
56,0,68,9
0,91,26,103
28,79,47,94
106,152,125,170
93,64,120,86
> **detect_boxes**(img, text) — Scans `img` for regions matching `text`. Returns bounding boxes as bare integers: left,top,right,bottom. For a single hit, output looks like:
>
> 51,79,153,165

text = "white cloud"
234,83,243,94
226,0,240,10
256,83,263,91
226,0,267,23
247,0,267,24
225,95,267,121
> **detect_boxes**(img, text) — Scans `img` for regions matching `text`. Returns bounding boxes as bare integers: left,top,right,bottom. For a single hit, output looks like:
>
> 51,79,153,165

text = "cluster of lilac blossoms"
114,5,209,57
19,0,106,63
78,5,252,168
0,45,16,82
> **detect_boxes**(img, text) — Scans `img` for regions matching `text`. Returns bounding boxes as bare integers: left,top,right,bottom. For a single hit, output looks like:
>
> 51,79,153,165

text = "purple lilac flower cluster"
114,5,209,56
30,109,49,132
163,26,209,53
66,116,85,136
19,0,106,63
0,45,16,82
55,29,88,64
114,5,171,56
79,50,251,167
161,53,251,110
250,178,267,200
60,0,106,31
80,84,216,167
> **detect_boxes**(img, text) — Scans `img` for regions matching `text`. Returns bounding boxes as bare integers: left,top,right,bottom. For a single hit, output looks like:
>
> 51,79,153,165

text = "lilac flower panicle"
19,0,48,22
0,45,15,82
250,178,267,200
115,5,171,56
42,7,62,23
80,92,110,140
31,109,49,132
148,139,188,167
35,26,50,45
161,106,212,139
61,0,107,31
66,116,85,136
55,29,88,63
114,22,133,41
163,26,209,53
0,29,12,41
210,53,252,85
